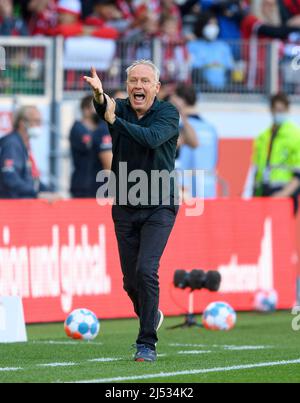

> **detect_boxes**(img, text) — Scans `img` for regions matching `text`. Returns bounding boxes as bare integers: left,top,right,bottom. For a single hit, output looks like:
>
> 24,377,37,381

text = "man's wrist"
94,89,104,104
109,115,116,125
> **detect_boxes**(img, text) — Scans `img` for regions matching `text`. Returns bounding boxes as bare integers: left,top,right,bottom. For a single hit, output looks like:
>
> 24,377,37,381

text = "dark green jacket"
94,97,180,207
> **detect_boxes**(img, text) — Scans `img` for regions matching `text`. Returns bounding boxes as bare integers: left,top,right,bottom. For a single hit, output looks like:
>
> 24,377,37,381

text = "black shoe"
134,344,157,362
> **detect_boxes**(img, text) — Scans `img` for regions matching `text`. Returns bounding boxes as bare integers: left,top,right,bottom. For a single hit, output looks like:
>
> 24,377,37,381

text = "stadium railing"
0,36,293,99
0,37,54,97
61,38,281,99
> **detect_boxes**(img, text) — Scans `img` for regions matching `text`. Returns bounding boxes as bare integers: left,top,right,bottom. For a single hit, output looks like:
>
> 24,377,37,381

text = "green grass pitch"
0,312,299,383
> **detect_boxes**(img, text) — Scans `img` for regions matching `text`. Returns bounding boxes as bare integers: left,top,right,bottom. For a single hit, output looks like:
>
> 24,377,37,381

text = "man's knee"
123,277,137,295
137,263,159,288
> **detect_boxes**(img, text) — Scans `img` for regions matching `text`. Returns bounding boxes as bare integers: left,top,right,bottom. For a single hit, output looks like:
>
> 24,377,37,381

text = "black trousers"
112,204,178,350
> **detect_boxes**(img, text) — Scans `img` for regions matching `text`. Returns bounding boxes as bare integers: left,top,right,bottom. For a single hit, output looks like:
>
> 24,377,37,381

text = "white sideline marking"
32,341,103,346
88,358,121,363
178,350,212,355
38,362,76,368
0,367,22,372
169,343,271,350
72,359,300,383
169,343,206,348
224,346,270,351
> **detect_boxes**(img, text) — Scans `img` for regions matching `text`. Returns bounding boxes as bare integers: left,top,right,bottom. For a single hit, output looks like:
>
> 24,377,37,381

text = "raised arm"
84,67,106,117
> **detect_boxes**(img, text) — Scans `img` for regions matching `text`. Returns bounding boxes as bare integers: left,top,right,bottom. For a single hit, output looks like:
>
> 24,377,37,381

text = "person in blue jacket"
0,105,45,199
70,95,112,198
188,11,234,89
171,83,219,198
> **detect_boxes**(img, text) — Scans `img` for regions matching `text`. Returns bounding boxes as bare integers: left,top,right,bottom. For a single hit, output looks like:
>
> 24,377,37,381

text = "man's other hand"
104,95,116,125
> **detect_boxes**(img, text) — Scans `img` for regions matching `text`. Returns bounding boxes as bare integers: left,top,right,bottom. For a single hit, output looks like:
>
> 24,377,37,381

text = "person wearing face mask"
252,93,300,212
0,105,48,199
187,11,234,89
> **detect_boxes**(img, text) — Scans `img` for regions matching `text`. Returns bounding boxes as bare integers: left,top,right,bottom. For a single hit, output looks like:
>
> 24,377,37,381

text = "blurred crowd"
2,1,300,92
1,0,300,42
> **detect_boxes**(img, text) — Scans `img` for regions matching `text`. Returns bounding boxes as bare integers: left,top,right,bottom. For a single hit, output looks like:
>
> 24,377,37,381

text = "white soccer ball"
254,290,278,312
202,301,237,331
64,309,100,341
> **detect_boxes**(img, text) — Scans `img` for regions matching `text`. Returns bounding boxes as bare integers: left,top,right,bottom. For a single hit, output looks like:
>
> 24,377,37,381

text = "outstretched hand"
83,67,104,103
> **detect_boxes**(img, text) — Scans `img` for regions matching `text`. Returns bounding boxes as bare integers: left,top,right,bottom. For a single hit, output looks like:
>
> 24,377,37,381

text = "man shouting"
84,60,180,362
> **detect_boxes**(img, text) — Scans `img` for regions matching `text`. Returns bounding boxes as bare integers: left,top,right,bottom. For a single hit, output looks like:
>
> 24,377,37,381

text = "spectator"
200,0,244,42
115,0,150,33
0,0,28,36
0,106,49,199
160,14,182,41
252,93,300,213
85,0,127,34
171,83,219,198
70,95,112,198
178,0,200,18
126,12,160,59
24,0,58,35
241,0,300,39
118,0,179,33
160,15,190,81
278,0,300,26
46,0,119,38
160,0,183,35
116,0,140,26
240,0,300,90
46,0,83,37
188,11,234,89
80,0,94,19
258,0,281,25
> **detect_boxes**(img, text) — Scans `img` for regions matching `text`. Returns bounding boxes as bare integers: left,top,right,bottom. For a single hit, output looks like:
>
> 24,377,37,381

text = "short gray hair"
13,105,37,130
126,60,160,82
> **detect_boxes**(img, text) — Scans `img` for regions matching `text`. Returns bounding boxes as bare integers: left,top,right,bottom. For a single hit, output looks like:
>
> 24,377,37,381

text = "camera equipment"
168,269,222,330
174,269,221,291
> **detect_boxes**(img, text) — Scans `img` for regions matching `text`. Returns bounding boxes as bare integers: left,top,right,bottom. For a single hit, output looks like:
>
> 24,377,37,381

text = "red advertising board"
0,199,297,323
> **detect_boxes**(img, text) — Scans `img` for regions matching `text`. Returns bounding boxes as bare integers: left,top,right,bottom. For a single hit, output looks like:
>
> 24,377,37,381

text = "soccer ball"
202,302,237,331
64,309,100,341
254,290,278,312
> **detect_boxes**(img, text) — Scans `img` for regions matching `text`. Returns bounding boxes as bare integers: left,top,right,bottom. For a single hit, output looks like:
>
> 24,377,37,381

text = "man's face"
261,0,279,24
26,107,42,128
271,101,289,125
127,64,161,115
21,107,42,139
82,104,94,120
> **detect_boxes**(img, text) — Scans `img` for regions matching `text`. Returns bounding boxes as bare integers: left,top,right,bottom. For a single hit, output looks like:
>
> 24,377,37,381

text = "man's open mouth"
133,93,146,102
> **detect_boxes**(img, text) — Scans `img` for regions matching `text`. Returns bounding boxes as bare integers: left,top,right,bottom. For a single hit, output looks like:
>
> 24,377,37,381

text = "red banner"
0,199,297,323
